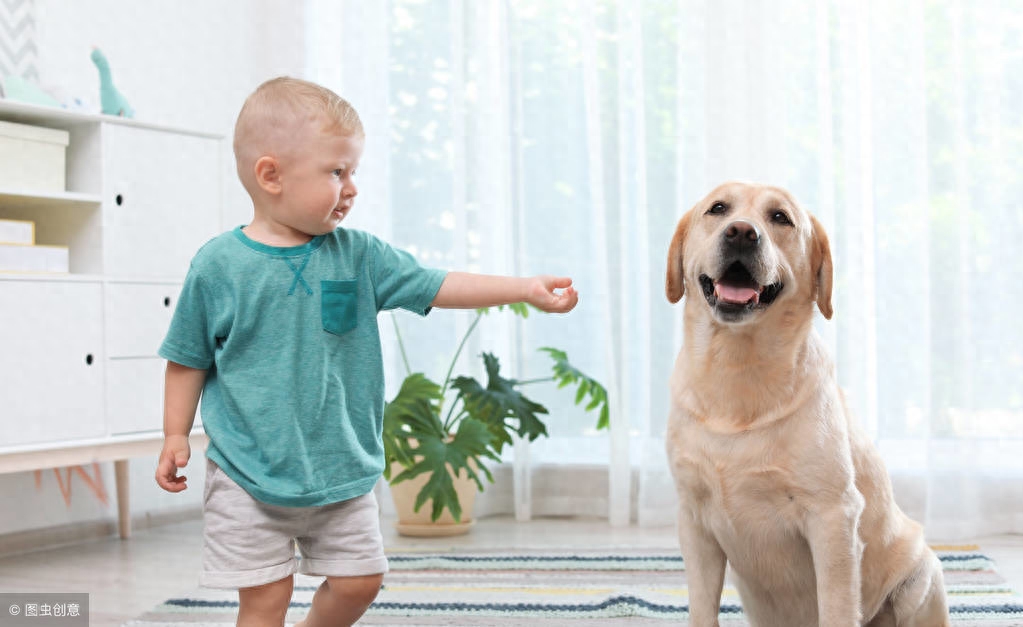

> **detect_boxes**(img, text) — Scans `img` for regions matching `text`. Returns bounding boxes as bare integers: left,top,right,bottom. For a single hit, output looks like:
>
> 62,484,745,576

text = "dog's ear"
666,210,693,304
809,214,833,320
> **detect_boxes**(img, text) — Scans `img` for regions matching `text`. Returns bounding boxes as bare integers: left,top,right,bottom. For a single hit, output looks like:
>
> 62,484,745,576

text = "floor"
0,515,1021,627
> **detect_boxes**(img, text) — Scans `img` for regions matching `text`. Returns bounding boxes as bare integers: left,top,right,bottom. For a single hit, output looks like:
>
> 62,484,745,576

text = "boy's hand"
527,276,579,313
156,435,191,492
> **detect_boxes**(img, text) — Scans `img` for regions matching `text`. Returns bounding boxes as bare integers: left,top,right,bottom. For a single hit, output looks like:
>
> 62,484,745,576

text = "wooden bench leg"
114,459,130,539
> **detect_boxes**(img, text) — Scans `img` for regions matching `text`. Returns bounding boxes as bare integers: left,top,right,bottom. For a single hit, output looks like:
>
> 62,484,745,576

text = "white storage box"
0,218,34,244
0,120,69,192
0,243,69,273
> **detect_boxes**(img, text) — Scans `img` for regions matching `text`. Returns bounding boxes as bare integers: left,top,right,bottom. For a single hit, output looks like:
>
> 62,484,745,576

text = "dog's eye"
770,210,793,226
707,202,727,215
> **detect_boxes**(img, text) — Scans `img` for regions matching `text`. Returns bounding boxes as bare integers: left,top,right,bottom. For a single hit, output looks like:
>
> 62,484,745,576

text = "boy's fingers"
528,277,577,312
157,470,187,491
565,289,579,309
156,452,189,490
159,463,175,480
547,288,578,312
548,276,573,289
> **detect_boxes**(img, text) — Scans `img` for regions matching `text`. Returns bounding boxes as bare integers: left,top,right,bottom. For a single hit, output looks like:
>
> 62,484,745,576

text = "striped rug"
125,545,1023,626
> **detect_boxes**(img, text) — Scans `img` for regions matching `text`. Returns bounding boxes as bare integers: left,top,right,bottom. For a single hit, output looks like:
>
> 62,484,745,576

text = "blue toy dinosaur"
90,48,134,118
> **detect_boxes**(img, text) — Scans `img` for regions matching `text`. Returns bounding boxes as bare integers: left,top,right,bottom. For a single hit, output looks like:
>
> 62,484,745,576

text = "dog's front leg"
678,505,727,627
805,493,865,626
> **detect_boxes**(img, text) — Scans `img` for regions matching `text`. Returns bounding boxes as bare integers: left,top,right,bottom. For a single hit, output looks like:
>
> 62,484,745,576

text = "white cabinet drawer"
0,280,105,447
104,282,180,357
101,124,221,277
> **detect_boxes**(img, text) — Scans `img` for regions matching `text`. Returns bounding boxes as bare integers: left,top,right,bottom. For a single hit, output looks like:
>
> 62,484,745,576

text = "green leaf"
389,416,498,521
508,302,530,318
382,373,444,479
451,353,549,454
476,303,532,319
598,404,610,430
574,379,590,405
539,347,611,432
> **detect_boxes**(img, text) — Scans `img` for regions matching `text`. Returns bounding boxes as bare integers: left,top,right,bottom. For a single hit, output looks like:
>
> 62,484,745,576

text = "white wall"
0,0,310,538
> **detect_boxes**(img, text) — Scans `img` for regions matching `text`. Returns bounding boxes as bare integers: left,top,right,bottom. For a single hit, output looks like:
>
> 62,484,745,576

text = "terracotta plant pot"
388,462,478,537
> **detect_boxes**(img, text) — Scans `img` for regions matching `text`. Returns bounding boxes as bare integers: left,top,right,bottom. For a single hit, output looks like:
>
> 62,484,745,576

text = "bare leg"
238,576,294,627
295,574,384,627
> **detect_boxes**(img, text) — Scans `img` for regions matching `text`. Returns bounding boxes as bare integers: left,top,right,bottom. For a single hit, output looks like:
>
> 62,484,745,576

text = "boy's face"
274,124,364,237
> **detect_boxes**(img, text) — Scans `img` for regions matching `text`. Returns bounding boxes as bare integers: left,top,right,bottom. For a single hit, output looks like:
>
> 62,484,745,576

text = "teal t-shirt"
159,226,447,507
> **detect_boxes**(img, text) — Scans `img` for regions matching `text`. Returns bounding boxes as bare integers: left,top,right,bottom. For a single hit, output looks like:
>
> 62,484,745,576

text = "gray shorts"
200,458,389,589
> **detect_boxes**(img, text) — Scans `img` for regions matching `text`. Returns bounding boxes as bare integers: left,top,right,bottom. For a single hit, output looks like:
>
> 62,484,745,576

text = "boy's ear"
254,156,282,194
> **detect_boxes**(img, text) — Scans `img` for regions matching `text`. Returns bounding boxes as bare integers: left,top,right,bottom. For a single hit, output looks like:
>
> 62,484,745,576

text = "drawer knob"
164,296,171,307
116,194,124,206
85,354,94,365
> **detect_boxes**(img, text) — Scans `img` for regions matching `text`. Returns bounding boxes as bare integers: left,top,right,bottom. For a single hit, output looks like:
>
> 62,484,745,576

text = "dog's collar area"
699,262,783,318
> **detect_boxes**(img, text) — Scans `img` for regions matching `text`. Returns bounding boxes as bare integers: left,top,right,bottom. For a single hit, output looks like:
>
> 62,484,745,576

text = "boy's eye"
333,169,344,177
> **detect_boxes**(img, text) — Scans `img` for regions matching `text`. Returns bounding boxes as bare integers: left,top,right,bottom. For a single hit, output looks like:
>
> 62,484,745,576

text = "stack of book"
0,218,69,273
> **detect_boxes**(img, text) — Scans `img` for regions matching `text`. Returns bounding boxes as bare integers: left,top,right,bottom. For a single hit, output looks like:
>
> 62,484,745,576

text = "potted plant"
382,304,609,535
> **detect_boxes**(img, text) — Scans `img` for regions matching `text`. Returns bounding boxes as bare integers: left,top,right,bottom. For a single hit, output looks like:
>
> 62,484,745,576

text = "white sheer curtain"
306,0,1023,538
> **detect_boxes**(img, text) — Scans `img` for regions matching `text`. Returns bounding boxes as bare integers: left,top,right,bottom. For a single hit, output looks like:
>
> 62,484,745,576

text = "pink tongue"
715,283,759,304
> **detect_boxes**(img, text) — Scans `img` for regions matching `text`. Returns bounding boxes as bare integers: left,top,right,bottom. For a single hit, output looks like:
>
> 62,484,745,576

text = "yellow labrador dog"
664,182,949,626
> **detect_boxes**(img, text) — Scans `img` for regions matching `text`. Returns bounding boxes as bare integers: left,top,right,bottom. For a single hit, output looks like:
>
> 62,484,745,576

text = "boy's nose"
344,183,358,198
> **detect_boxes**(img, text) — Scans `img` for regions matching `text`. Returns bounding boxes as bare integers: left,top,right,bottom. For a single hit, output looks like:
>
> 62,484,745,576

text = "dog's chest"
666,416,808,536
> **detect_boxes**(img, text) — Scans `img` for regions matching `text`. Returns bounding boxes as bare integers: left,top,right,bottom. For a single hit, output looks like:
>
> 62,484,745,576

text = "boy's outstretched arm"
432,272,578,313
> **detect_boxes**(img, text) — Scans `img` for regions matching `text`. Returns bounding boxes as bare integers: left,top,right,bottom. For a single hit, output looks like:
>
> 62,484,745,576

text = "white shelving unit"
0,100,222,538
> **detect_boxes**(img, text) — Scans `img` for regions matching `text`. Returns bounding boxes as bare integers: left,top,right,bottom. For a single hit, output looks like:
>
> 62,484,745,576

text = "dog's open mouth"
699,262,783,314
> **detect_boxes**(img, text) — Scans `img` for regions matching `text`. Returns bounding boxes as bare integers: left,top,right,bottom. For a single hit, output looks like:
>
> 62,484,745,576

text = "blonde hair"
233,77,363,191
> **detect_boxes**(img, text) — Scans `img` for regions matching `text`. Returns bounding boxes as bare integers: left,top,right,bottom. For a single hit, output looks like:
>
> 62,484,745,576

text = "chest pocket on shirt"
321,280,358,336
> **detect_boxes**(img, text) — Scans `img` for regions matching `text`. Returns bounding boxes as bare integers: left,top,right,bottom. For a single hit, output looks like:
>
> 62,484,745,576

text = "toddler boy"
155,76,578,627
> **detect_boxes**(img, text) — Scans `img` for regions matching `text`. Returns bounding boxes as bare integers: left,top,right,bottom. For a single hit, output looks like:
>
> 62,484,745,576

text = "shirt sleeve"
367,235,447,316
158,265,220,369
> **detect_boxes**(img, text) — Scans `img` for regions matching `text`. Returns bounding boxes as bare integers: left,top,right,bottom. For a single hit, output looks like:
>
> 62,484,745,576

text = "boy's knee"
326,573,384,606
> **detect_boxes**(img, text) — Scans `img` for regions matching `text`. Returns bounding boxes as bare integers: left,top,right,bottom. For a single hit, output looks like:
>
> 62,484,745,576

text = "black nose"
723,220,760,251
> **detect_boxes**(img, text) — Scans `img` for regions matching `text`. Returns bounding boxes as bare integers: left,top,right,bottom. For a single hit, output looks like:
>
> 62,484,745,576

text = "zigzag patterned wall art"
0,0,37,81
